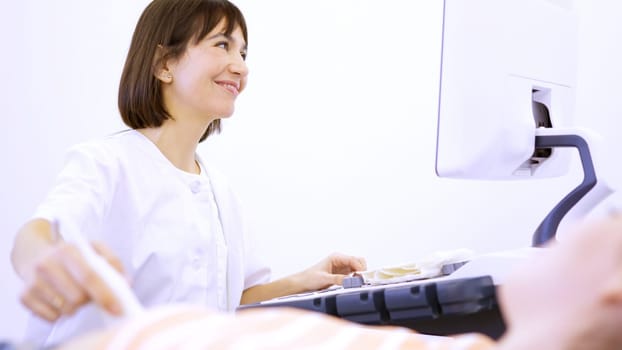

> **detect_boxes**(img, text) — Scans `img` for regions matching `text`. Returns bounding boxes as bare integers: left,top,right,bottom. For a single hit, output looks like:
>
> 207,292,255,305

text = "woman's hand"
241,252,367,304
19,240,124,322
296,252,367,292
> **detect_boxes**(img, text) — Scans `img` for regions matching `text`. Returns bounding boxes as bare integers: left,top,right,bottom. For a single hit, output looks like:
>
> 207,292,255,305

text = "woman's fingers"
327,253,367,274
298,253,368,291
36,252,89,315
20,277,63,322
20,244,90,321
20,291,60,322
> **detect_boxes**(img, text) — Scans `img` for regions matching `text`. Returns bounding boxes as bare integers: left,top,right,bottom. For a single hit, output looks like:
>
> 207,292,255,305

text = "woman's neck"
139,121,205,174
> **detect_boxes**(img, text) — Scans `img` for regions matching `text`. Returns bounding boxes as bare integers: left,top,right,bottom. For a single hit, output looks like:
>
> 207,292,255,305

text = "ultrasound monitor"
434,0,613,245
435,0,577,180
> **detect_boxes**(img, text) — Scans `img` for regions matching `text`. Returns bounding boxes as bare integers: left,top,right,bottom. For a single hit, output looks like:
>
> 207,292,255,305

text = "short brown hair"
118,0,248,142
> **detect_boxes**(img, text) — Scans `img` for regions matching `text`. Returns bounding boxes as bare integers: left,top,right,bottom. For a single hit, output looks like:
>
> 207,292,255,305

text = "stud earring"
161,72,173,82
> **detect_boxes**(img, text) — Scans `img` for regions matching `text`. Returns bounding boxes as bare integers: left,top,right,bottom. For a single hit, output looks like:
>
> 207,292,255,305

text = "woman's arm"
240,252,366,304
11,140,128,322
11,219,57,281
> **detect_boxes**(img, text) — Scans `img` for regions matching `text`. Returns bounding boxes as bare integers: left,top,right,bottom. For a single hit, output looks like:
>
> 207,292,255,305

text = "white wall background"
1,0,620,342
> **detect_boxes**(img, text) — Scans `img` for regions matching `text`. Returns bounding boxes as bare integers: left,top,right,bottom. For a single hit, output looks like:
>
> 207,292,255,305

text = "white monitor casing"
435,0,578,180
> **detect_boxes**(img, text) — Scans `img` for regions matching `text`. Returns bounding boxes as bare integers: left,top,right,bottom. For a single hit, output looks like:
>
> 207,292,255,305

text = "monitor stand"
532,132,614,246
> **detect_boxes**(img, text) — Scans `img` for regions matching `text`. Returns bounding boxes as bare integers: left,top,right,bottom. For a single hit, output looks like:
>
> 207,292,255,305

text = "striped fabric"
101,305,495,350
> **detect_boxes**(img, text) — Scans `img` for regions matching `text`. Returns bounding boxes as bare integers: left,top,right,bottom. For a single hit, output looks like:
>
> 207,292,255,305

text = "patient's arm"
57,305,494,350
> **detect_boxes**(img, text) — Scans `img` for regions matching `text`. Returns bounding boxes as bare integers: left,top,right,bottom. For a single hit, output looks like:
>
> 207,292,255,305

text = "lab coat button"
192,256,202,270
190,181,201,194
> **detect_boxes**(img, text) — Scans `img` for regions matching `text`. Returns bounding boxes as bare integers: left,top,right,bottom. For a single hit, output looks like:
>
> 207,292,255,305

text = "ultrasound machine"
239,0,615,339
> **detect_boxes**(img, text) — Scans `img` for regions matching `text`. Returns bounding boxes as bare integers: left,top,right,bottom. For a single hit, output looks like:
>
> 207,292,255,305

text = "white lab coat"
23,129,270,347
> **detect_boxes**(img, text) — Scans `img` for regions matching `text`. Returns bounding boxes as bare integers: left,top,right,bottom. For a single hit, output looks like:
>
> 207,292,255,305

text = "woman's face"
162,20,248,123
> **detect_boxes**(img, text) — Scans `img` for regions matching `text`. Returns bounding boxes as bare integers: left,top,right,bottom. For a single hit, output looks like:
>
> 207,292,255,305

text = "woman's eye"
240,51,247,60
216,41,229,50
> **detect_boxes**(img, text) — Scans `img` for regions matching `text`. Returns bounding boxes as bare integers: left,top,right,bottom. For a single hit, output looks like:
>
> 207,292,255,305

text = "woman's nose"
229,54,248,77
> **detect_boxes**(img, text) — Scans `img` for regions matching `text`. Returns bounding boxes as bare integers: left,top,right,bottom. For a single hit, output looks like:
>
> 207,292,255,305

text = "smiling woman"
9,0,366,347
118,0,249,145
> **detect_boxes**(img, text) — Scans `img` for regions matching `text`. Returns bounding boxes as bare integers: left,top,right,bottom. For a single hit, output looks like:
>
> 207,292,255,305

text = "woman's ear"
156,69,173,84
154,44,174,83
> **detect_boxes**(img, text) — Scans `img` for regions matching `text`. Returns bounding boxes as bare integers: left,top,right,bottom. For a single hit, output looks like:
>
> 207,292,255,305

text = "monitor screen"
435,0,578,180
